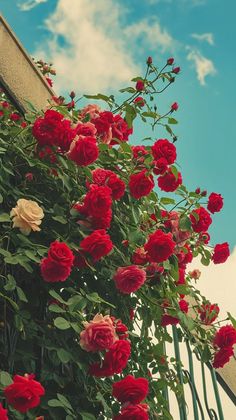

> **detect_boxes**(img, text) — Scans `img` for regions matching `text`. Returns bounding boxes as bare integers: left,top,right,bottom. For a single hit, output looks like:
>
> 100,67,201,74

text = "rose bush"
0,56,235,419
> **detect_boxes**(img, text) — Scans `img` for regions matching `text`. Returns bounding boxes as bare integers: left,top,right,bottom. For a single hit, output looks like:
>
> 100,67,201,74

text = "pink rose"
80,314,117,352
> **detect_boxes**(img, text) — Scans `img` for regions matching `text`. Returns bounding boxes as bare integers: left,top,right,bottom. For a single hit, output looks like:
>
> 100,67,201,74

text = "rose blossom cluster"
129,139,182,200
112,375,149,419
213,325,236,368
79,314,130,377
40,240,74,282
3,54,232,419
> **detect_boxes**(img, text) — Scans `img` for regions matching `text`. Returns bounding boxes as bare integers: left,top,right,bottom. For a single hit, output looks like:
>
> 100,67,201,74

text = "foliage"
0,57,234,419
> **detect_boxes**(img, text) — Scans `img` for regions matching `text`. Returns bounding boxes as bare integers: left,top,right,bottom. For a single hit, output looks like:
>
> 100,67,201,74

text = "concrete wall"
0,14,54,113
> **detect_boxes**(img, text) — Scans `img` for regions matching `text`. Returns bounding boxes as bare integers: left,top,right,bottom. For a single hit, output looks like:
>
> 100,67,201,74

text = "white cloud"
187,48,216,85
18,0,48,11
124,19,174,53
147,0,206,6
191,32,214,45
34,0,174,94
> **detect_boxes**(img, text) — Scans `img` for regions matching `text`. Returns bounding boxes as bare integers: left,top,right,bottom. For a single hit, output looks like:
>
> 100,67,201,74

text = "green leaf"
24,250,40,262
227,313,236,328
80,413,96,420
142,111,158,119
170,165,179,180
48,304,66,313
4,274,16,291
49,290,68,304
0,213,10,222
168,117,178,124
83,93,111,102
48,399,65,408
0,193,3,203
54,317,71,330
179,215,191,231
57,349,72,364
124,104,137,128
52,215,67,224
119,87,136,93
57,393,73,410
16,287,28,303
0,371,13,387
201,346,211,363
160,197,176,205
201,256,210,266
0,248,11,258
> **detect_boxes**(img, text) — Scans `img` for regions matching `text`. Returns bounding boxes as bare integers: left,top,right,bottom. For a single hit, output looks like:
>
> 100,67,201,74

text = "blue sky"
1,0,236,249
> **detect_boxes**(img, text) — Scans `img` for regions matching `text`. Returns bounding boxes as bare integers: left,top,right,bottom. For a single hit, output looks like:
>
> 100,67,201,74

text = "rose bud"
167,57,174,65
146,56,152,65
136,80,145,91
172,67,180,74
171,102,178,112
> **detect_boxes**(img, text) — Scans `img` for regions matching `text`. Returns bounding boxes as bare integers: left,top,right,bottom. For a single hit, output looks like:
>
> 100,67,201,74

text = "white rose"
10,198,44,235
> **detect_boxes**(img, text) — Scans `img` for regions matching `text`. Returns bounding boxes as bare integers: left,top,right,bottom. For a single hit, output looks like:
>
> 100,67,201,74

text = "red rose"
33,110,75,150
153,158,168,175
161,314,179,327
91,168,112,185
91,169,125,200
158,168,182,192
107,173,126,200
151,139,176,164
83,185,112,218
213,347,234,369
10,113,21,121
207,193,223,214
4,374,45,413
68,135,99,166
177,268,186,285
213,325,236,348
132,146,148,160
40,257,71,282
129,170,154,199
92,111,112,143
111,114,132,144
134,97,145,107
136,80,145,91
212,243,230,264
198,303,219,325
147,56,153,65
79,314,117,352
0,403,8,420
132,247,148,265
113,265,146,294
89,339,131,377
167,57,174,65
112,375,149,404
76,122,97,137
144,230,175,263
33,110,62,146
179,299,189,313
112,318,129,339
171,102,178,111
190,207,212,233
176,245,193,268
80,229,113,261
48,241,74,267
91,208,112,229
114,403,149,420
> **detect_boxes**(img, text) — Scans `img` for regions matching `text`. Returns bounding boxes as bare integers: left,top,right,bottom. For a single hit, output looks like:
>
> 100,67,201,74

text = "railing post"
172,325,188,420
